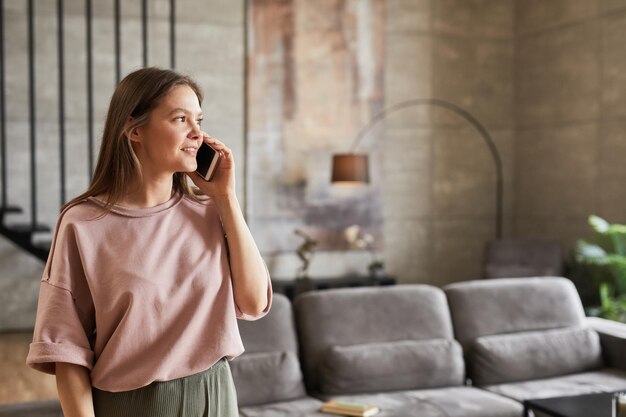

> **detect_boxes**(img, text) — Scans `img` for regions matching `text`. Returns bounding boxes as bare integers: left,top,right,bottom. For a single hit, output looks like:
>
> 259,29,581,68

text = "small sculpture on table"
293,228,318,297
344,224,385,279
294,228,317,280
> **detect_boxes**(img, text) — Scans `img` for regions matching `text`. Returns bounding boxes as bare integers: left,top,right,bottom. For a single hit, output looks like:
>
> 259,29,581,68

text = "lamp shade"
331,154,370,184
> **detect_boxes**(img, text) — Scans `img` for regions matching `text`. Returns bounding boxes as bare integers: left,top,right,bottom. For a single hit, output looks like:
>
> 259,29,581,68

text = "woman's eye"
197,119,203,126
175,116,186,122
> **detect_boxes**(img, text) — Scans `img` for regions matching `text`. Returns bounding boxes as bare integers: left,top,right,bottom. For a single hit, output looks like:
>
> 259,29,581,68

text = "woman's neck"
116,176,175,209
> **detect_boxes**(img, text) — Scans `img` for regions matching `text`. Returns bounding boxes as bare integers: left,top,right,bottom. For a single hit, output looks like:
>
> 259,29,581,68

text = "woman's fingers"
201,134,232,158
202,132,220,144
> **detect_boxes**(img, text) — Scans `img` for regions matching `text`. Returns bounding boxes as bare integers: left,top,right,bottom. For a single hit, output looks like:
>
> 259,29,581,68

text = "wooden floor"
0,332,58,403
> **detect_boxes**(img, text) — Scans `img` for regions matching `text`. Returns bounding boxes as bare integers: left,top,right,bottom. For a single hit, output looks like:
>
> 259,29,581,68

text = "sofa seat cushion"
230,351,307,407
320,339,464,395
482,368,626,402
315,386,523,417
238,397,325,417
470,327,603,385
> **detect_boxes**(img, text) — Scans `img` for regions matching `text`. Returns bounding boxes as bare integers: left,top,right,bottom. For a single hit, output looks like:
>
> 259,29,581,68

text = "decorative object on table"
331,98,504,240
614,392,626,417
344,224,384,277
320,400,380,417
294,228,318,279
575,215,626,323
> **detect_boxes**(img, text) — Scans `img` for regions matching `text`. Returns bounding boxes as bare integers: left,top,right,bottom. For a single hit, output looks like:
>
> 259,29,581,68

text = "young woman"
26,67,272,417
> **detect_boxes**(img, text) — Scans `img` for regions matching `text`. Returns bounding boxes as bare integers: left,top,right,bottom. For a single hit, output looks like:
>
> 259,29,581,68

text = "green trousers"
92,358,239,417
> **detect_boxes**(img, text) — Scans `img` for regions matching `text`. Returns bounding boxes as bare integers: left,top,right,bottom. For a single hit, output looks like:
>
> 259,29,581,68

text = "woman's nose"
189,124,201,138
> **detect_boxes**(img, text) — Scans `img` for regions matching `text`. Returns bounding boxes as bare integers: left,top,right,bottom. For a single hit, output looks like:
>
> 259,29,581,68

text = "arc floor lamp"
331,98,504,239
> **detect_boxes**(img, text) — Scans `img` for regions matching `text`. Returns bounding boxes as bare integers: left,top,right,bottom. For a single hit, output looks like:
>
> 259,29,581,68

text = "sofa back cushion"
237,293,299,353
470,327,603,385
230,350,306,406
444,277,586,349
232,294,307,406
320,339,464,394
294,285,457,392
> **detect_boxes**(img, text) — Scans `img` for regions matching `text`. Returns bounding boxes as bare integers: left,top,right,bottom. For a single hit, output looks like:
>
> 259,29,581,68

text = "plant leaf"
575,240,608,263
589,215,610,233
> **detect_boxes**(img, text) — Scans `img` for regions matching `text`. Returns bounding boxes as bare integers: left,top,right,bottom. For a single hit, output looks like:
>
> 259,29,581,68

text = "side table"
271,275,396,301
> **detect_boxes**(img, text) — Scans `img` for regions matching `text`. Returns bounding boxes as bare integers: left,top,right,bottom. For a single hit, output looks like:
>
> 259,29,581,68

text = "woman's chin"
178,162,197,174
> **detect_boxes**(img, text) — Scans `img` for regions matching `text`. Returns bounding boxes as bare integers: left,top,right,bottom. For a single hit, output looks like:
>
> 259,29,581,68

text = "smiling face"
129,84,203,178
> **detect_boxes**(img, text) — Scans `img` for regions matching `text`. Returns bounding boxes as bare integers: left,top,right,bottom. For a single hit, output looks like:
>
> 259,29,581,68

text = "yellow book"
320,400,380,417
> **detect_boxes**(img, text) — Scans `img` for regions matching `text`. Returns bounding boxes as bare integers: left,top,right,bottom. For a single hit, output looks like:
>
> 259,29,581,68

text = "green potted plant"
574,215,626,322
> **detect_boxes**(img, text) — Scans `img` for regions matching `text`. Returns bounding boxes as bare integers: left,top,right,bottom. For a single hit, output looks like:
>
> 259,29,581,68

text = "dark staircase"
0,211,51,262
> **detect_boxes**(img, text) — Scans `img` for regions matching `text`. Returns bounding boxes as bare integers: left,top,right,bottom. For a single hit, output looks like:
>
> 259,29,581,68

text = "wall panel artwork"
246,0,385,254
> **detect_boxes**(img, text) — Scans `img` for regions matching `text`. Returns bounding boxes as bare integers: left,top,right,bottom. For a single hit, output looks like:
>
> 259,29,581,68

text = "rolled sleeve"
26,281,95,374
28,342,94,374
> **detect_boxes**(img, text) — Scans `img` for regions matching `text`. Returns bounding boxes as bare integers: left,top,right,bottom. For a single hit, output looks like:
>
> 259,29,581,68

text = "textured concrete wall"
249,0,516,284
384,0,515,285
514,1,626,250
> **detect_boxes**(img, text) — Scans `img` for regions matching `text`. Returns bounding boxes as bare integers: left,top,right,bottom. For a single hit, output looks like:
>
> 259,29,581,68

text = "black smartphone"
195,142,221,181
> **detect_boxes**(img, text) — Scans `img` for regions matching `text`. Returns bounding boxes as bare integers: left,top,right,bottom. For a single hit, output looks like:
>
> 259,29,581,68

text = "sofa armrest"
587,317,626,371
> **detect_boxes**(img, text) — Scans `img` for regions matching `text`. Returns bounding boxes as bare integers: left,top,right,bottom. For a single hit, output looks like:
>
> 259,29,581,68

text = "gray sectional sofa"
2,277,625,417
231,277,626,417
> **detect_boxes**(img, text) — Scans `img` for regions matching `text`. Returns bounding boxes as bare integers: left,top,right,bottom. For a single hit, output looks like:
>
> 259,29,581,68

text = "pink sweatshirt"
26,191,272,392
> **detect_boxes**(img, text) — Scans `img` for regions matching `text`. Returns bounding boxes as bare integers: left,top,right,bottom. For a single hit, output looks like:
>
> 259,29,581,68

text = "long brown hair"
64,67,205,213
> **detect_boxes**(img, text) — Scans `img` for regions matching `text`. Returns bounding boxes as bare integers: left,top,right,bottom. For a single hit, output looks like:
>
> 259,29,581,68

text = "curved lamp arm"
333,98,504,239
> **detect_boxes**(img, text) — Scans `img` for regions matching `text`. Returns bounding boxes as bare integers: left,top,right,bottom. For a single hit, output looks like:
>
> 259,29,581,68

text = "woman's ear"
125,117,141,143
128,128,141,142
